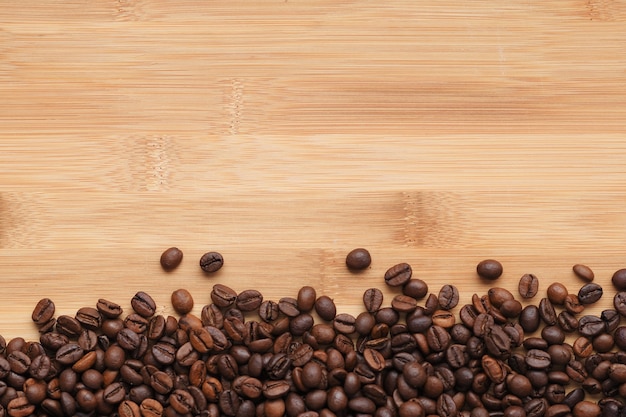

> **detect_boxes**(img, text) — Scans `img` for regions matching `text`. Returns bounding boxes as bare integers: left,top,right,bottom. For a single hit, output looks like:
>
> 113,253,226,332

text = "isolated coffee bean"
199,251,224,273
578,283,603,305
477,259,503,280
573,264,594,282
384,263,412,287
346,248,372,270
160,247,183,271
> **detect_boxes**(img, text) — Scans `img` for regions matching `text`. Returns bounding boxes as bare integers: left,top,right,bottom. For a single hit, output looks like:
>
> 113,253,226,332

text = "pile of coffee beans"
3,258,626,417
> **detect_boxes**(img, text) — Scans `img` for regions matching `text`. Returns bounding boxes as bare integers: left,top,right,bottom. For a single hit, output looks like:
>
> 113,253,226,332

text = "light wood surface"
1,0,626,341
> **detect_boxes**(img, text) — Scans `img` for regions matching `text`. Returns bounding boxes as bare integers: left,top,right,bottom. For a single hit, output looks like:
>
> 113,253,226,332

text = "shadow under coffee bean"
6,259,624,417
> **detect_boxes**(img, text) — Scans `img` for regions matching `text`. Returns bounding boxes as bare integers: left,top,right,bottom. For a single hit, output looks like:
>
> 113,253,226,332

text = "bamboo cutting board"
1,0,626,341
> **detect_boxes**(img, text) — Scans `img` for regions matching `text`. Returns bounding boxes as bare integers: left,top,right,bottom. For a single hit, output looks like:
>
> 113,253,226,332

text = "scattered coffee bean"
384,262,412,287
170,289,193,314
12,260,626,417
159,247,183,271
578,282,603,305
199,251,224,273
518,273,539,298
573,264,594,281
477,259,503,280
345,248,371,270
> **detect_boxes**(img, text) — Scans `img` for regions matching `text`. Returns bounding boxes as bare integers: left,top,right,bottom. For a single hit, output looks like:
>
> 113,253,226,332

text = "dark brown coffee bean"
131,292,156,318
31,298,55,326
614,291,626,316
403,279,428,300
487,288,514,308
477,259,503,280
235,290,263,312
277,297,300,318
384,263,412,287
169,389,195,415
518,273,539,299
160,247,183,271
92,304,120,327
346,248,372,270
348,397,376,414
315,296,337,322
500,300,523,318
74,307,102,330
55,343,83,365
362,288,383,313
612,268,626,290
200,251,224,273
526,349,552,369
391,294,418,313
438,285,459,310
564,293,585,314
211,284,237,308
601,309,620,332
578,283,603,305
578,315,606,337
262,380,290,399
55,315,82,338
539,298,557,326
294,286,316,313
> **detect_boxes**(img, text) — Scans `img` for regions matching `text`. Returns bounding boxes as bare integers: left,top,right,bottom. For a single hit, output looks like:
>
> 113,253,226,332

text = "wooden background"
1,0,626,341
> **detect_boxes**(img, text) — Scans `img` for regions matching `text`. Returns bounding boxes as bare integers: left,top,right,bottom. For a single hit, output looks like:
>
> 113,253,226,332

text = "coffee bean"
564,293,585,314
211,284,237,308
438,285,460,310
578,315,606,337
362,288,383,313
384,263,412,287
578,283,603,305
538,298,557,326
160,247,183,271
477,259,503,280
315,296,337,322
547,283,569,305
571,264,594,282
278,297,300,318
612,268,626,290
518,273,539,298
199,251,224,273
170,289,193,314
391,295,418,313
31,298,55,326
131,292,156,318
346,248,371,270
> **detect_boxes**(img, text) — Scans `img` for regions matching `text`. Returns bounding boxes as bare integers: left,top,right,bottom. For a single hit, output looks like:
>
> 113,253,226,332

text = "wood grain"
1,0,626,341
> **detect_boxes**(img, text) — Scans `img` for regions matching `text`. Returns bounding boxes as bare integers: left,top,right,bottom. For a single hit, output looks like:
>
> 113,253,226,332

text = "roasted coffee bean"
438,285,460,310
346,248,372,270
169,289,193,315
500,300,522,318
477,259,503,280
573,264,594,281
31,298,55,326
295,286,317,313
278,297,300,318
262,380,290,399
578,315,606,337
315,296,337,322
518,274,539,298
55,343,83,365
131,292,156,318
391,295,418,313
56,315,82,338
539,298,557,326
526,349,552,369
384,263,412,287
403,279,428,300
541,325,565,345
200,251,224,273
564,293,585,314
160,247,183,271
332,313,356,335
7,396,35,417
211,284,237,308
578,283,603,305
235,290,263,312
612,268,626,290
557,310,579,333
362,288,384,313
614,292,626,316
546,283,569,305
